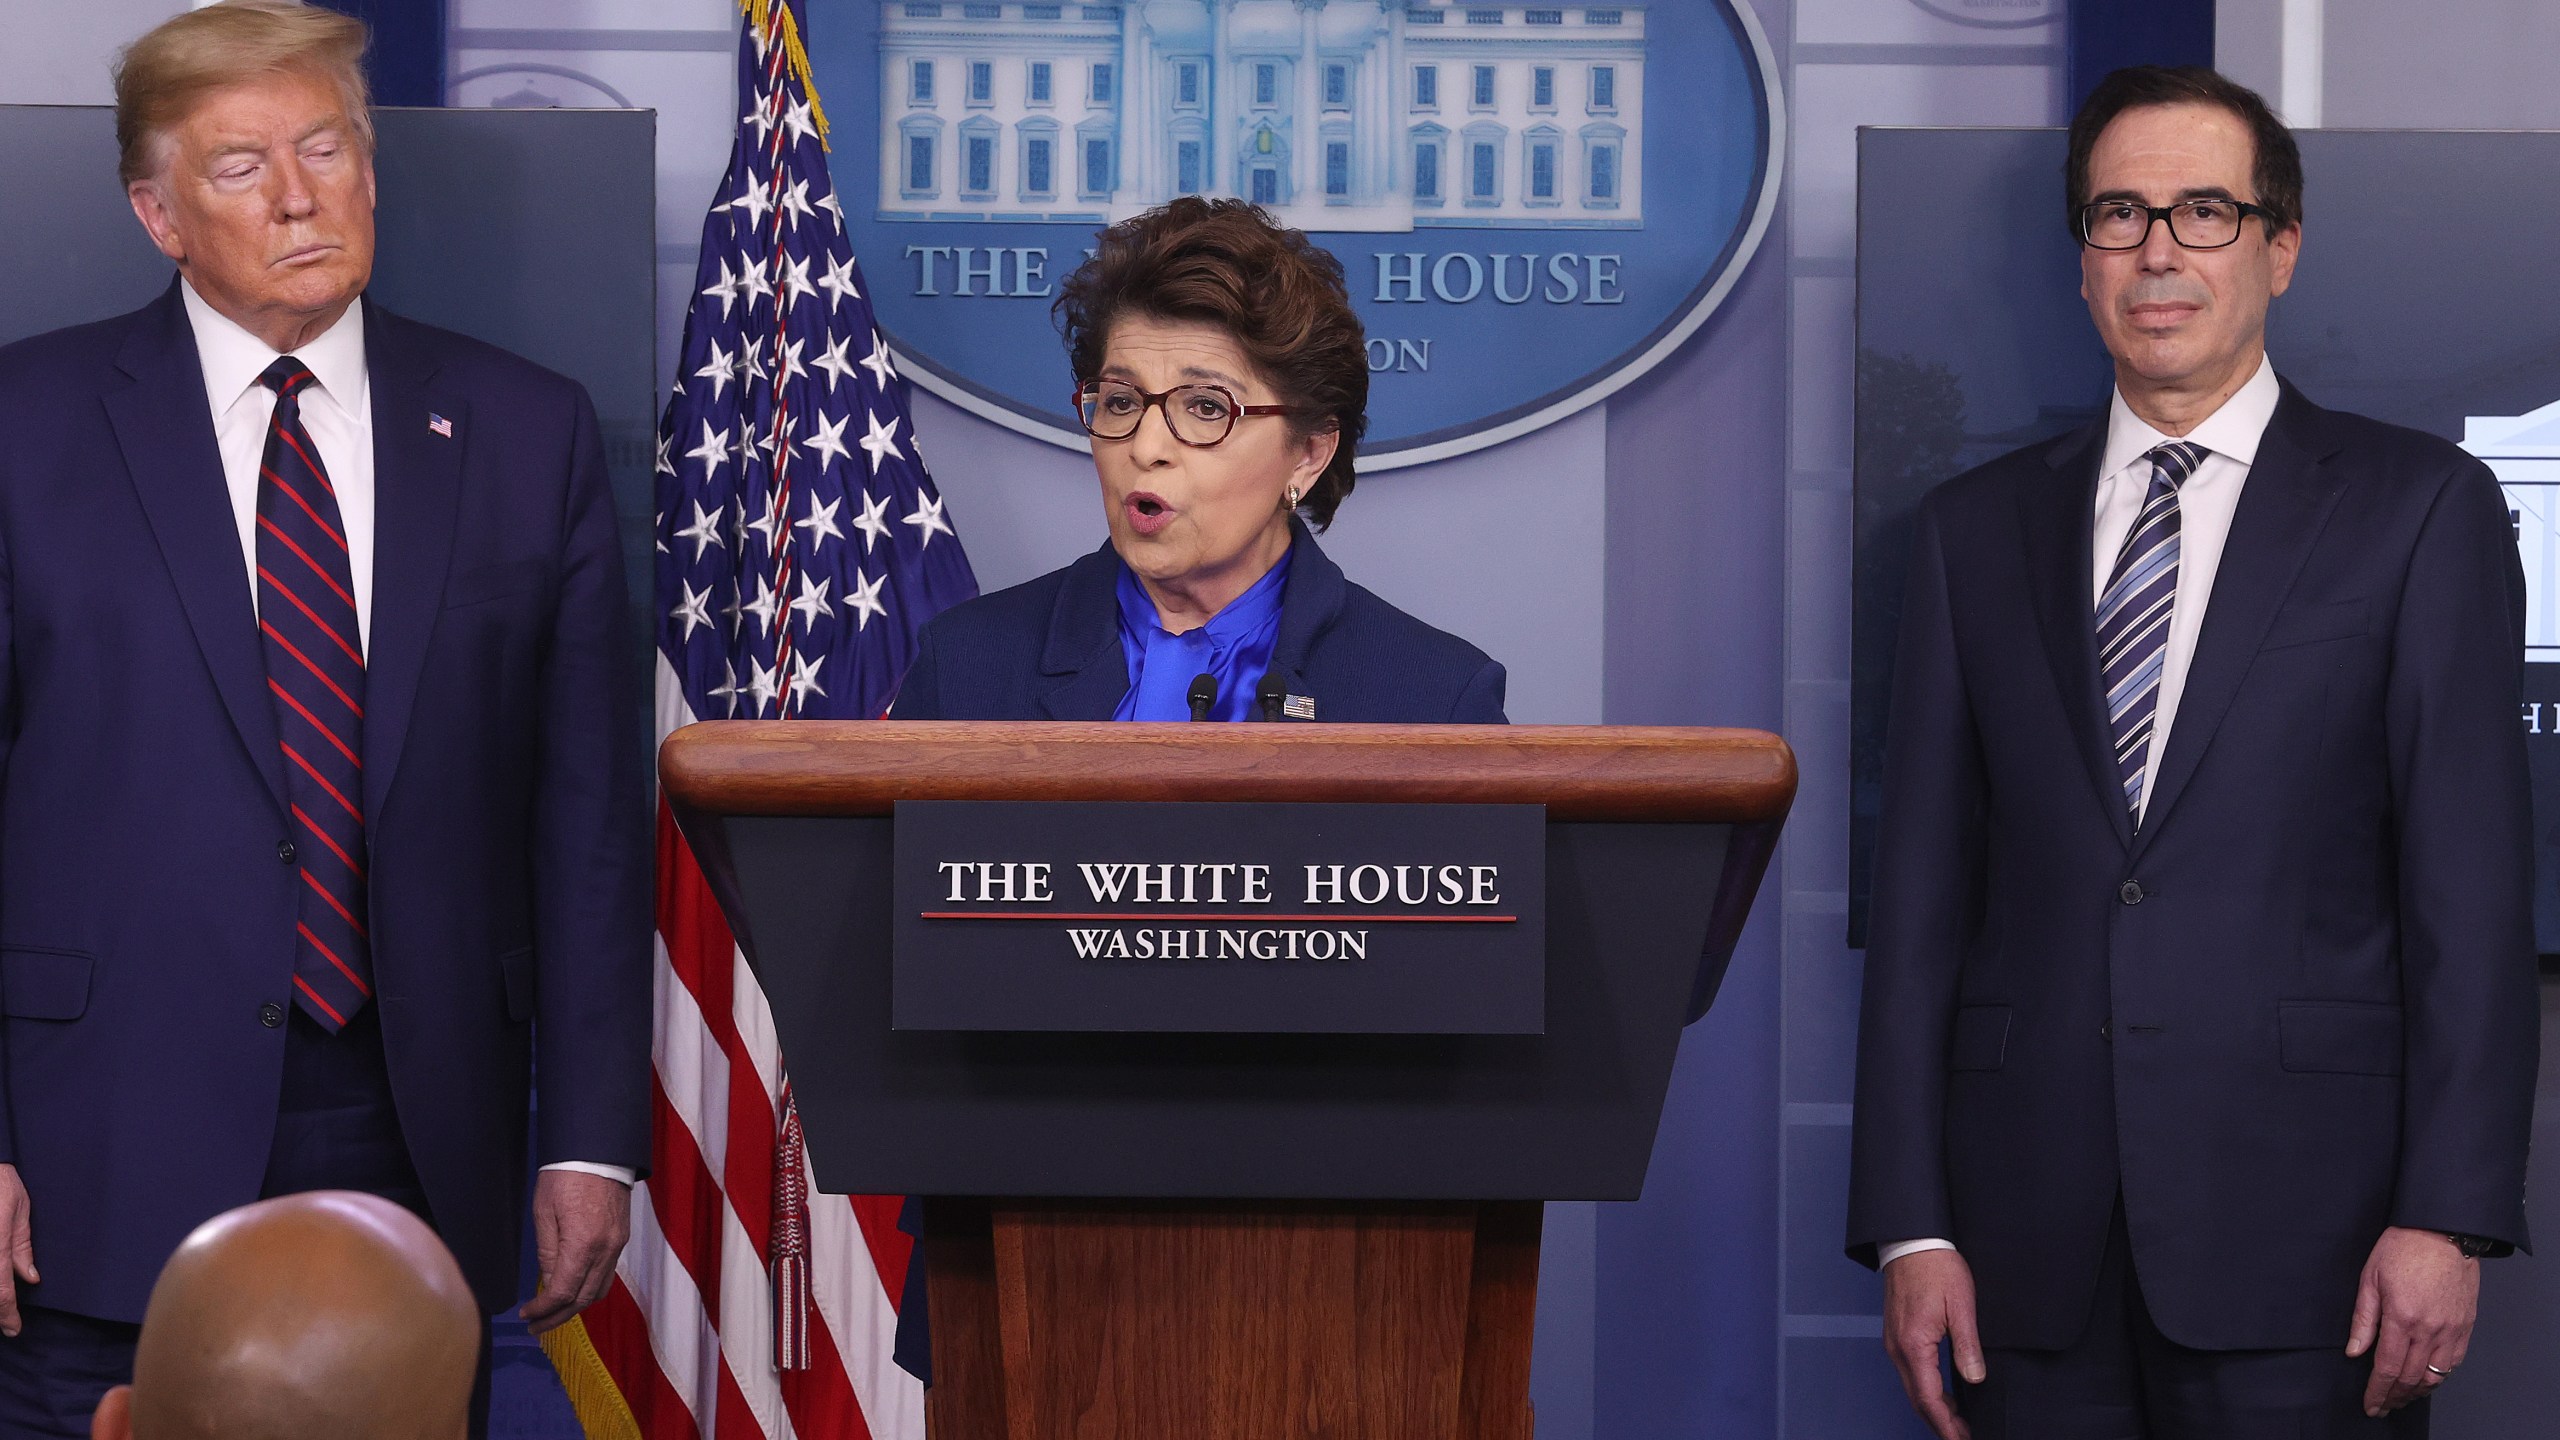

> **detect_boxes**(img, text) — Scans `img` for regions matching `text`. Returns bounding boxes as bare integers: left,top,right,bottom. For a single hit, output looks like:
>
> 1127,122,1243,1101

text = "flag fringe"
539,1314,647,1440
741,0,832,146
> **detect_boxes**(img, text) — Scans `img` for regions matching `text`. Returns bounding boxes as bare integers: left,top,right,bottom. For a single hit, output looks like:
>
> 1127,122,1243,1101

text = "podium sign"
892,800,1546,1034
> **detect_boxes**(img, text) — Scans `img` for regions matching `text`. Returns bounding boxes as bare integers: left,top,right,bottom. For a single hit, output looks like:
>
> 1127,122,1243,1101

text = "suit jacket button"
259,1002,285,1028
2119,880,2145,905
2100,1022,2112,1040
277,841,297,865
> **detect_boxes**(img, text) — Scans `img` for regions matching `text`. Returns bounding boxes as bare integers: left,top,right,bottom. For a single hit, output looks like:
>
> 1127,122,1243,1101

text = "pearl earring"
1285,485,1302,509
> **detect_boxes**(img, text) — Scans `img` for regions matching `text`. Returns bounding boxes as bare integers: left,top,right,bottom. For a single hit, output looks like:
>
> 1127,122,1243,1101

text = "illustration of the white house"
2465,399,2560,662
876,0,1645,231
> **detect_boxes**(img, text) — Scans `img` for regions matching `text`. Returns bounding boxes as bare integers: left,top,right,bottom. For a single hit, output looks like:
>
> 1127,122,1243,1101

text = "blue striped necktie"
255,357,374,1031
2096,441,2207,818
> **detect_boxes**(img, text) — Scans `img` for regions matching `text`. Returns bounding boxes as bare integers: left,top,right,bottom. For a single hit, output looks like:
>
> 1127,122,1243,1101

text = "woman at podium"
888,197,1507,724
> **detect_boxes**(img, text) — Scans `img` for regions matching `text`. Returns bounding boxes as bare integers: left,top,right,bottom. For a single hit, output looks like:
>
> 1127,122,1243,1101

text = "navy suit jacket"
1846,380,2538,1352
889,519,1507,723
0,283,652,1318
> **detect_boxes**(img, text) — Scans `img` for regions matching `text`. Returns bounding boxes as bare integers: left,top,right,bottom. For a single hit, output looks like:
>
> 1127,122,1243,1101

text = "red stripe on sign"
920,911,1519,923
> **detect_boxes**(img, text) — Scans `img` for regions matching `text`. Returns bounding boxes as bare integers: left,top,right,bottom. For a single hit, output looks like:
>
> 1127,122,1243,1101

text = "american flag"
542,1,975,1436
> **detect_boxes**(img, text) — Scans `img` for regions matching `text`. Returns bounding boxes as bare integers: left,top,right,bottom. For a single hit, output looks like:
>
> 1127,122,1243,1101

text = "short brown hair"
114,0,374,186
2065,65,2302,241
1056,197,1368,530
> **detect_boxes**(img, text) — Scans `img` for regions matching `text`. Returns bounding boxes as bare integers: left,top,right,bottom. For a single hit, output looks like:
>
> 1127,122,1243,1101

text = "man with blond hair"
0,3,651,1432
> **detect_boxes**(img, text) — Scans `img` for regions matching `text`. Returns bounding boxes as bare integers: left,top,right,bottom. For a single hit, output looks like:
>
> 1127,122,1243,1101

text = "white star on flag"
699,259,742,318
674,501,724,560
904,491,953,548
694,341,737,401
685,420,731,478
802,411,853,471
670,580,714,640
787,650,827,705
797,494,846,552
817,254,861,311
853,490,894,552
859,410,903,472
789,574,833,630
844,568,888,630
860,333,898,389
812,334,858,391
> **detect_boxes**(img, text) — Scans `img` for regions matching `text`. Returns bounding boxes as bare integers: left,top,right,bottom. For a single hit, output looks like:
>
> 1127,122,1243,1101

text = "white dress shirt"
182,281,376,647
180,280,632,1191
1878,355,2282,1271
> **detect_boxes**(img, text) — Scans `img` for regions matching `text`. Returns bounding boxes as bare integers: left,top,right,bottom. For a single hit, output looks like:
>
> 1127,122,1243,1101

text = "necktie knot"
2146,440,2208,490
259,357,315,397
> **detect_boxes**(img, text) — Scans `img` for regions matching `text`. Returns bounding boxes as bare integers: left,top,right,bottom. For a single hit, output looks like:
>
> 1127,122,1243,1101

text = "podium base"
921,1197,1540,1440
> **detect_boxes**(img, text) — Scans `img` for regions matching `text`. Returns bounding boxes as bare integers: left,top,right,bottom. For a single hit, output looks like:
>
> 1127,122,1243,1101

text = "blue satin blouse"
1112,548,1293,722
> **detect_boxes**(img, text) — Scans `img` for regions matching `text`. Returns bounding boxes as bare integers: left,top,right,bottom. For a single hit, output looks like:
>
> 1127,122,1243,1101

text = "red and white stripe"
571,663,924,1440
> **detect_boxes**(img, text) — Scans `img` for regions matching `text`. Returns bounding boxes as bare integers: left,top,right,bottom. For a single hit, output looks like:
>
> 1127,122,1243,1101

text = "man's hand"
520,1169,631,1335
1883,1247,1985,1440
2346,1226,2479,1417
0,1164,32,1338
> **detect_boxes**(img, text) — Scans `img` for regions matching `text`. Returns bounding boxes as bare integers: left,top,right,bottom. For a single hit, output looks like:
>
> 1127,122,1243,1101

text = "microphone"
1186,673,1218,722
1256,672,1287,722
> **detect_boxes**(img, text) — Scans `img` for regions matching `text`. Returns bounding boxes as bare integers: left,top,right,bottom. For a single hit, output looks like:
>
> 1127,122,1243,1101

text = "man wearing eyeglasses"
1848,66,2535,1440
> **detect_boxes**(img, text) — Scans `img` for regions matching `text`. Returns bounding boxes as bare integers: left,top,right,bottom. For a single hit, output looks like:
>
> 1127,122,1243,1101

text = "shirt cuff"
1878,1237,1957,1268
540,1161,637,1187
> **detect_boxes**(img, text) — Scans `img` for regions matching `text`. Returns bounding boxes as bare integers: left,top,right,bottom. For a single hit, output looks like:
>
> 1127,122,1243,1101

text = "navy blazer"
890,520,1506,722
0,284,652,1318
1845,379,2538,1352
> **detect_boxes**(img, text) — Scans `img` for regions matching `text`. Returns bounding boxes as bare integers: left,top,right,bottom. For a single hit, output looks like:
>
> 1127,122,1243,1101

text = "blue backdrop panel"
1848,124,2560,1438
2064,0,2214,112
315,0,450,109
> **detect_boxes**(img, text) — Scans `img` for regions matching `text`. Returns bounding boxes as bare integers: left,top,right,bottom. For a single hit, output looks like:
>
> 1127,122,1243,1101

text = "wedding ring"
2425,1364,2453,1378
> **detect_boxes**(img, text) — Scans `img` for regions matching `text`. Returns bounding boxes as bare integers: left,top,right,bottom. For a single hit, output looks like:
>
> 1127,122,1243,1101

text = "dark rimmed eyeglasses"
1072,379,1300,448
2077,198,2278,251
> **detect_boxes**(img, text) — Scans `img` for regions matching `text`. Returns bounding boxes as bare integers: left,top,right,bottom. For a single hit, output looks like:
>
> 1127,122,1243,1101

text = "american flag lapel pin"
427,413,454,438
1283,694,1317,721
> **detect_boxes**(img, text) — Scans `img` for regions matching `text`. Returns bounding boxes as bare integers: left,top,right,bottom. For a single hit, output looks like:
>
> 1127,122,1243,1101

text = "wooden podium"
661,722,1795,1440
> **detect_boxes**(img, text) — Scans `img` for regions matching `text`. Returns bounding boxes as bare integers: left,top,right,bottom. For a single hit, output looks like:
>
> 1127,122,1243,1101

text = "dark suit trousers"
1958,1201,2427,1440
0,1009,491,1439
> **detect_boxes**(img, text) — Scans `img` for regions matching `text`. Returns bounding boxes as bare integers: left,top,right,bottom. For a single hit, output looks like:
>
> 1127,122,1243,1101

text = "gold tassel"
538,1314,647,1440
739,0,833,148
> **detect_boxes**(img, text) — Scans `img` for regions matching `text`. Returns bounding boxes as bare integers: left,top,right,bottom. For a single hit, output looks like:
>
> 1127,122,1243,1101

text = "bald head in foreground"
88,1193,478,1440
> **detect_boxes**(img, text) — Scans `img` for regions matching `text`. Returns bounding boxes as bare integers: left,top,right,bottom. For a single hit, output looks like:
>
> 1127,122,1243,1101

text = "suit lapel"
104,284,290,816
2131,385,2349,857
1036,544,1129,719
1264,518,1344,702
2019,420,2134,852
358,304,466,823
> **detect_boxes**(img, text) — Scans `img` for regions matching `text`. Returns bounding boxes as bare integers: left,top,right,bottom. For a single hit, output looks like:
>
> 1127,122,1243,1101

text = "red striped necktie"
255,357,373,1031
